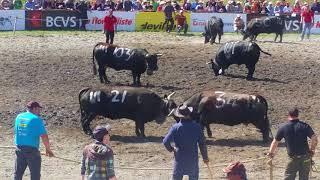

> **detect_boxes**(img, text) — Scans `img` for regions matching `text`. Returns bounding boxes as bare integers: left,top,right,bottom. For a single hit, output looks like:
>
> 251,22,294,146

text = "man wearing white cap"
233,14,244,33
163,104,209,180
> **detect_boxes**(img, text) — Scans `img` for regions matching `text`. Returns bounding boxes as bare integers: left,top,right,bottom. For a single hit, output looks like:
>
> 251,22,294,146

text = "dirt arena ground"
0,31,320,180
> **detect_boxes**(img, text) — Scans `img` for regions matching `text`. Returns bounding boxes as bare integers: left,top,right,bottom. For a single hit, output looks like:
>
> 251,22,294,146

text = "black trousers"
14,146,41,180
164,18,174,32
105,30,115,44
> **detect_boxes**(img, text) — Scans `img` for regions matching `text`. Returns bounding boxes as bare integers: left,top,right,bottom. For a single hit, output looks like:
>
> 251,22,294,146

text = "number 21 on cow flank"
111,90,127,103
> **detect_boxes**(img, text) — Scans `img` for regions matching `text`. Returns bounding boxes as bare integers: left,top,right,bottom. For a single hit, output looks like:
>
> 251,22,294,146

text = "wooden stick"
267,158,273,180
206,163,214,180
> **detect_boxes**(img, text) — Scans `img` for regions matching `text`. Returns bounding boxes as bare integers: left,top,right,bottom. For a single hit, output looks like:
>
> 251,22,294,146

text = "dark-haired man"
14,101,54,180
267,107,318,180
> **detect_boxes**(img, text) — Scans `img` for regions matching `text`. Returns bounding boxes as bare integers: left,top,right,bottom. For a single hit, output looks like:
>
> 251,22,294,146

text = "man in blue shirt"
163,104,209,180
267,107,318,180
14,101,54,180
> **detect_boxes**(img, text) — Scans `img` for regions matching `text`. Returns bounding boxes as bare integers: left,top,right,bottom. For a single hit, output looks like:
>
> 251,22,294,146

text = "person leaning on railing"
1,0,13,10
13,0,23,9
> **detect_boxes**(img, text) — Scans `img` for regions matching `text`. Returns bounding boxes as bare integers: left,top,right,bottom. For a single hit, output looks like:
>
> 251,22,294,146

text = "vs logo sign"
45,16,78,28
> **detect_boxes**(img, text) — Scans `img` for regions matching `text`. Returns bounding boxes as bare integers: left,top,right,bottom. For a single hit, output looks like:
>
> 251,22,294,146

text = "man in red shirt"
104,10,118,44
175,10,188,34
300,4,314,41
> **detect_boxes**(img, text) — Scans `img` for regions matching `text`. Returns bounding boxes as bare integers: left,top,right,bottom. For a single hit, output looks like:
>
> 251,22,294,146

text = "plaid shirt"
81,141,115,179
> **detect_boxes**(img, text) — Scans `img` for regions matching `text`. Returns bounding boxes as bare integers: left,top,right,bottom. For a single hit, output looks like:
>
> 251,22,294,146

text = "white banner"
86,11,136,31
311,15,320,34
0,10,25,30
190,13,247,33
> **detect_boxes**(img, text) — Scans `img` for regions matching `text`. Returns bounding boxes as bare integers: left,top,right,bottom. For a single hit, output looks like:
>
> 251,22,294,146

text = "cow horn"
206,62,212,64
167,92,175,100
145,53,151,58
156,53,163,57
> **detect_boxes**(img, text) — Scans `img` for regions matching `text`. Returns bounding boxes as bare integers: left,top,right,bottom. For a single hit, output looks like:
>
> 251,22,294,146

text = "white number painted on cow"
111,90,127,103
113,47,132,61
214,91,226,108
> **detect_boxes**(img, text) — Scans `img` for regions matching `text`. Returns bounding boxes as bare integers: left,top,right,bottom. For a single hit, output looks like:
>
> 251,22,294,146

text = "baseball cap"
93,125,111,142
27,101,43,109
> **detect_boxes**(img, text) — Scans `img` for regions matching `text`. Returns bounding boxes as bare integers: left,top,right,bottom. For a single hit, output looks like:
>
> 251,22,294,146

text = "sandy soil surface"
0,31,320,180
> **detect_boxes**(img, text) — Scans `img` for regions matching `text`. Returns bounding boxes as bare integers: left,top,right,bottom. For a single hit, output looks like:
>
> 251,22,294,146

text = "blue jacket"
163,120,208,175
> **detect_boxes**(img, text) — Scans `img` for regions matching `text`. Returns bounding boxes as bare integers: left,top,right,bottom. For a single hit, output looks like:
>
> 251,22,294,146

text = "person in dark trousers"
76,0,90,30
163,0,175,33
14,101,54,180
267,107,318,180
81,125,117,180
104,9,117,44
175,10,188,34
163,104,209,180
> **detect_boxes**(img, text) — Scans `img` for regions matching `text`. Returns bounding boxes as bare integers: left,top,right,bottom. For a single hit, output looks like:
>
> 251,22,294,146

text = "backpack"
223,161,247,180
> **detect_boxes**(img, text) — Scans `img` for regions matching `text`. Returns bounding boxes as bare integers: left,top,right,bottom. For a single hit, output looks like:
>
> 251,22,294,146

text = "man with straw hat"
163,104,209,180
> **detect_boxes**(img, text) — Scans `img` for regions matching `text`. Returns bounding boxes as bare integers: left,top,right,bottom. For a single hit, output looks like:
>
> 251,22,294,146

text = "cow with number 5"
92,42,163,86
79,87,177,137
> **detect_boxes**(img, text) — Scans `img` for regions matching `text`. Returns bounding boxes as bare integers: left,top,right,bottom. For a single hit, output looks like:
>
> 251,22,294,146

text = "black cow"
92,42,162,86
170,90,273,142
79,87,177,137
243,16,285,42
207,41,271,80
203,16,224,44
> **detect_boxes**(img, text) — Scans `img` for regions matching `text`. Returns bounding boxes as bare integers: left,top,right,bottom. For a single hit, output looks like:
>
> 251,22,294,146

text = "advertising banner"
0,10,25,30
283,15,301,32
42,10,80,30
190,13,247,32
86,11,136,31
311,15,320,34
135,12,190,32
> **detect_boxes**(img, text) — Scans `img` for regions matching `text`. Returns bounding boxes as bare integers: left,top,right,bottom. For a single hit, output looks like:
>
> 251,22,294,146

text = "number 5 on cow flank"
111,90,127,103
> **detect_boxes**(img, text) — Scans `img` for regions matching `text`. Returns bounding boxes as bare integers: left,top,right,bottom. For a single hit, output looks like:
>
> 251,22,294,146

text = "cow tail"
258,46,272,56
256,95,273,137
92,44,98,75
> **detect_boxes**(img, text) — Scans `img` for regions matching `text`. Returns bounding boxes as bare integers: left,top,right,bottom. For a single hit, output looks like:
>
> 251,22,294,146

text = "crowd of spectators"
0,0,320,16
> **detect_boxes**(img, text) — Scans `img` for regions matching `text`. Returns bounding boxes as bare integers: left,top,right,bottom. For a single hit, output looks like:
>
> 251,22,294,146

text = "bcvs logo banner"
42,10,80,29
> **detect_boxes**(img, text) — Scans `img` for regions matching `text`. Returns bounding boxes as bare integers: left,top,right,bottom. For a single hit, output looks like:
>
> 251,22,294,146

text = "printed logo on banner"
135,12,190,31
28,11,42,29
91,16,133,25
0,16,12,27
45,16,77,28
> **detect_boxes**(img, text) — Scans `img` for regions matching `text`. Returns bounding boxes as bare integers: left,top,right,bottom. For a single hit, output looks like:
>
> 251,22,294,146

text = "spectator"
13,0,23,9
25,0,36,10
92,0,105,10
301,2,308,13
233,14,245,33
143,0,153,11
55,0,66,9
260,1,267,14
81,125,117,180
1,0,12,9
283,2,292,15
123,0,133,11
66,0,75,10
216,0,227,13
43,0,55,9
163,0,175,33
172,0,180,11
226,0,235,13
133,0,143,10
191,0,199,11
234,1,243,13
76,0,90,30
157,0,165,11
163,105,209,180
104,9,117,44
243,1,251,13
184,0,191,10
175,10,188,34
266,1,274,15
195,0,204,11
267,107,318,180
14,101,54,180
311,0,320,13
292,1,301,15
115,0,124,11
34,0,41,9
206,1,216,12
105,0,115,10
274,0,283,15
300,3,314,40
251,0,260,13
151,0,158,11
